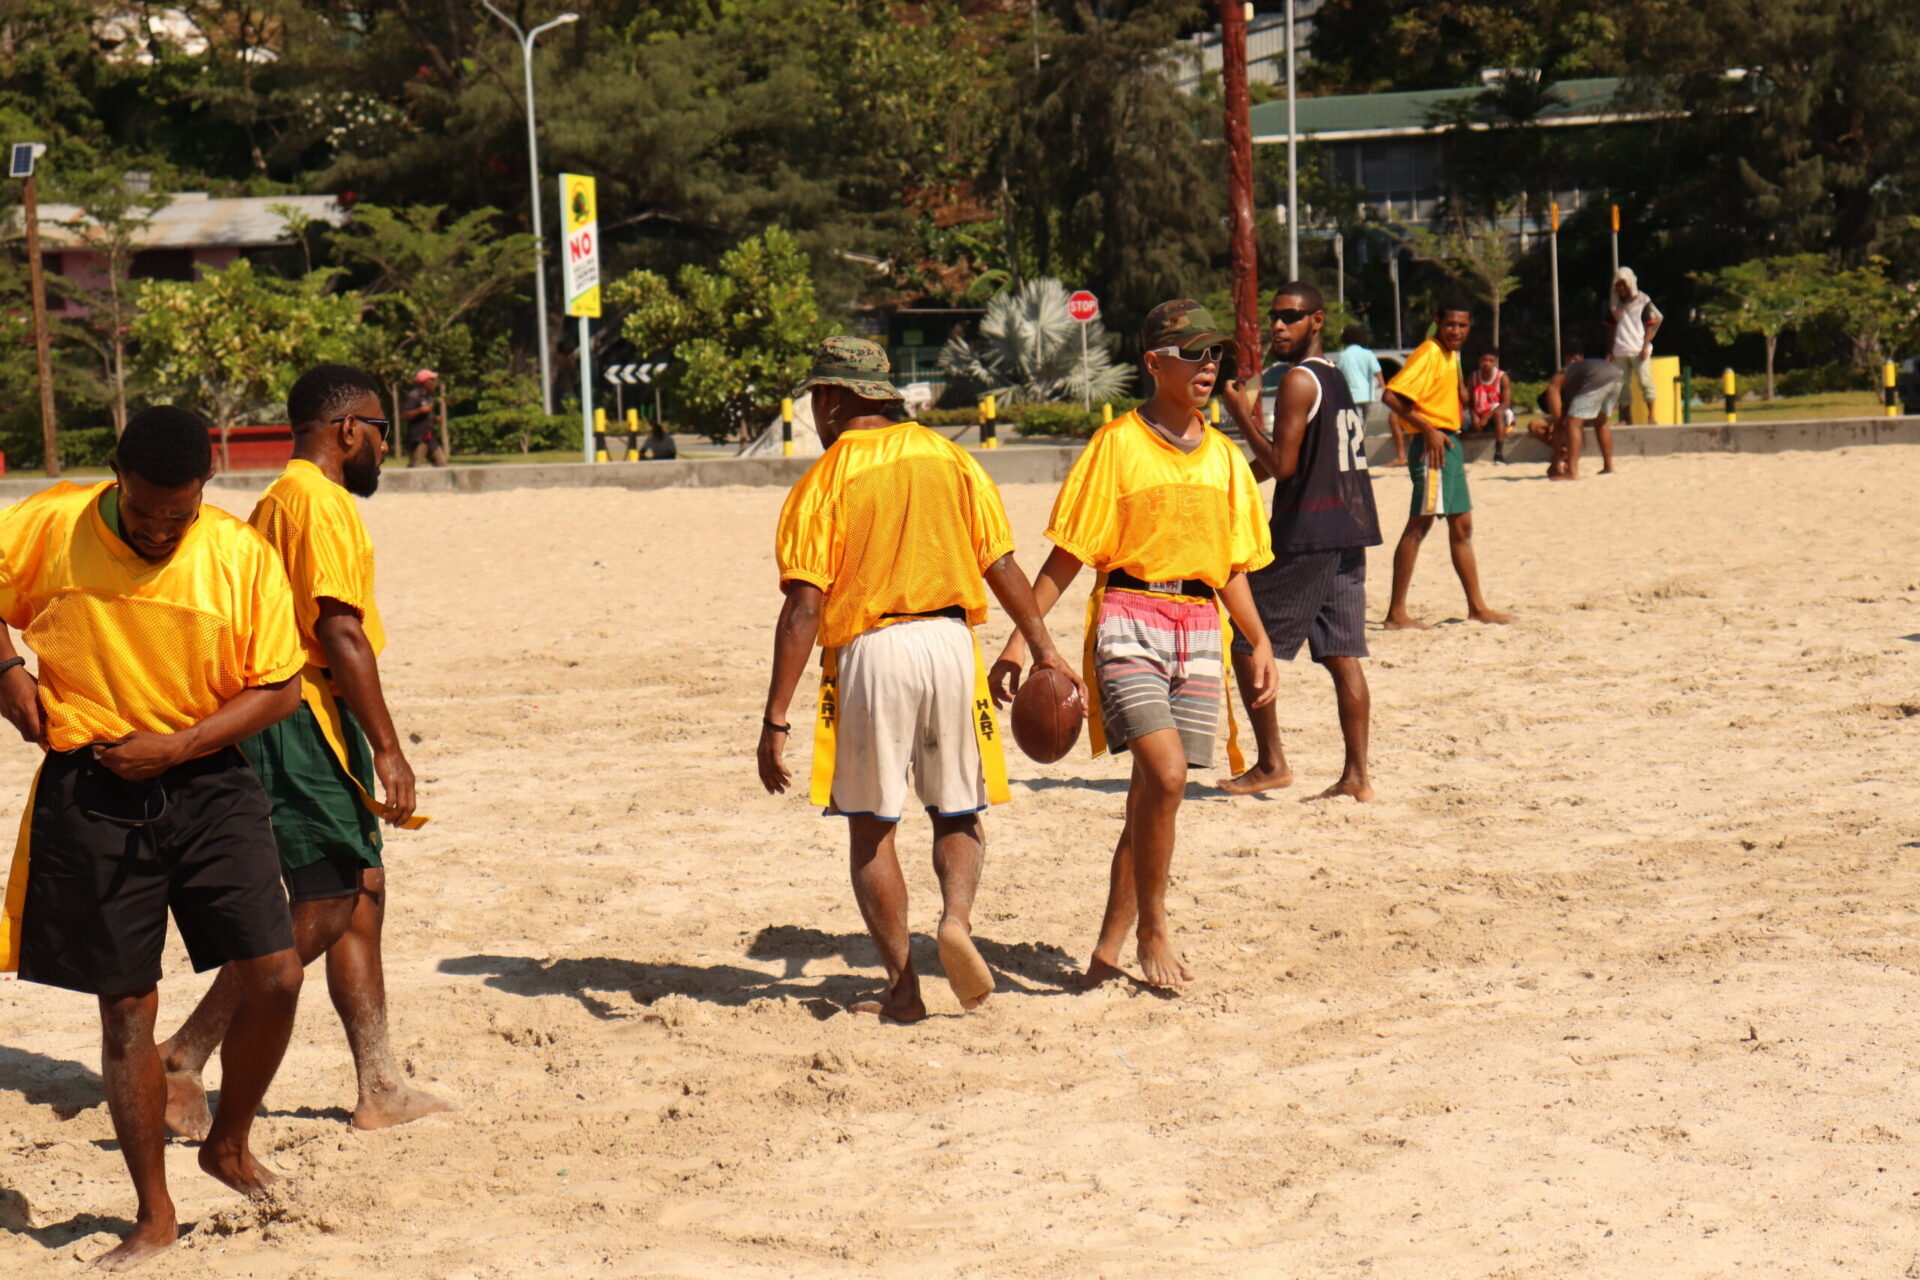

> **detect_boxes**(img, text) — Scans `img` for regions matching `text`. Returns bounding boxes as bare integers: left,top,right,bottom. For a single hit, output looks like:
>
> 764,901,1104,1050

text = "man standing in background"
402,369,448,467
1334,324,1391,461
1607,268,1663,424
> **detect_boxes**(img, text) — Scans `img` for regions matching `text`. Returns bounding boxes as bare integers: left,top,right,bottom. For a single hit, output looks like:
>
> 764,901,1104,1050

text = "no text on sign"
560,172,600,318
1067,290,1099,323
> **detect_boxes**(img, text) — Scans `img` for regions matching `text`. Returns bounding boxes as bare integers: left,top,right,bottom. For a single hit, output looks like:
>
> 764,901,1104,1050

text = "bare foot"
1548,472,1576,481
1383,457,1408,468
1382,612,1429,631
1467,608,1511,625
352,1083,454,1131
1216,762,1294,795
1312,776,1374,803
1599,466,1615,474
89,1217,177,1272
198,1143,277,1199
849,993,926,1023
1136,932,1194,989
1080,954,1131,989
936,918,994,1011
163,1068,212,1142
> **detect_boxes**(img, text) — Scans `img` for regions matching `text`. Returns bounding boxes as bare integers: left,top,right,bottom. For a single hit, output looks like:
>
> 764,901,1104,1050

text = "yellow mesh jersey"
1385,339,1463,432
250,459,385,667
1045,411,1273,586
0,482,303,752
776,421,1016,649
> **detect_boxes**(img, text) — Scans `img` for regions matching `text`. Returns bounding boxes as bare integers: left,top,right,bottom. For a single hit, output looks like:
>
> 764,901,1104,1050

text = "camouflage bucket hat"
1141,299,1232,354
793,335,903,401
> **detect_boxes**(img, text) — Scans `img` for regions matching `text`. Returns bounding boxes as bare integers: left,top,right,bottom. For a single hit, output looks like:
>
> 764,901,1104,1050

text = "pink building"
33,192,344,312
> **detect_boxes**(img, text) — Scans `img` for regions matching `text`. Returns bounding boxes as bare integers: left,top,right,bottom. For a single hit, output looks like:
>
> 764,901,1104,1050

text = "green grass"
1685,390,1886,422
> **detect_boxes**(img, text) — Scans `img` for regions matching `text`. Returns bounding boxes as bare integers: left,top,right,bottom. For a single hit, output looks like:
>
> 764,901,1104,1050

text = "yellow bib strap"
808,648,840,808
1,760,43,973
970,636,1011,806
299,666,429,830
1082,574,1109,758
1218,601,1246,777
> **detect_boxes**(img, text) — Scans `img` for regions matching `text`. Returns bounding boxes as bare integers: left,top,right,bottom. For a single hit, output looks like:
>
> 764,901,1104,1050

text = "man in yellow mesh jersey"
758,337,1081,1024
0,406,305,1271
160,364,448,1139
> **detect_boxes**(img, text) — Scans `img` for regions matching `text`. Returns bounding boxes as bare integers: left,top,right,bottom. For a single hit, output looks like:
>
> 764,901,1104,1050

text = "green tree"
995,1,1219,344
1396,214,1523,347
1625,0,1920,265
608,226,828,442
1305,0,1622,94
1693,253,1830,399
50,182,173,437
132,259,364,464
327,202,534,450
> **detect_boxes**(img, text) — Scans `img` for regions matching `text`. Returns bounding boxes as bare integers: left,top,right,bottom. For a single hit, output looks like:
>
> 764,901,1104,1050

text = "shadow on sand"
0,1045,102,1119
438,925,1084,1022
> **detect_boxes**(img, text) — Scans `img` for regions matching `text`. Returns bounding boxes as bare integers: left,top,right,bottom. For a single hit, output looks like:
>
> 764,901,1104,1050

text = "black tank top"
1268,357,1382,552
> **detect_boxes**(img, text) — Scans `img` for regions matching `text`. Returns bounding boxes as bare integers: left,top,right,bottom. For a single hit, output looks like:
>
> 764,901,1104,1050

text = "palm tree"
939,277,1133,404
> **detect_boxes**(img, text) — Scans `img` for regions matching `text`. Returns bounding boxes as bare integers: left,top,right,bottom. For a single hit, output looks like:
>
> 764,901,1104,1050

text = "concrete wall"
4,415,1914,505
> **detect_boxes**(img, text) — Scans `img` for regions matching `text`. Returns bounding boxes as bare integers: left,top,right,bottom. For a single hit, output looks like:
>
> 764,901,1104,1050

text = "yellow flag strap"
1,760,42,973
299,666,429,830
808,629,1010,810
808,648,839,808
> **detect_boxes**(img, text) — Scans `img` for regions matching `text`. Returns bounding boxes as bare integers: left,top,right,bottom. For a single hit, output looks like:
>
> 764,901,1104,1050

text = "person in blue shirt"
1334,326,1392,464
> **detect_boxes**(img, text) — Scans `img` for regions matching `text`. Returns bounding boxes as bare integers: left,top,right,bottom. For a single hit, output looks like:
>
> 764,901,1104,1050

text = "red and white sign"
1067,290,1100,323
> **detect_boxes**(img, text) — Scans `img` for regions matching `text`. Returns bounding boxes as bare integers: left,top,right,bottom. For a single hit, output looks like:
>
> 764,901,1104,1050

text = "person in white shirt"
1607,268,1663,424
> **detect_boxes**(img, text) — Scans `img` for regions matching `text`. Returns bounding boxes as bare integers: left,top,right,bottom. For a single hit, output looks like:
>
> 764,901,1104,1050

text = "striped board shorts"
1094,589,1224,768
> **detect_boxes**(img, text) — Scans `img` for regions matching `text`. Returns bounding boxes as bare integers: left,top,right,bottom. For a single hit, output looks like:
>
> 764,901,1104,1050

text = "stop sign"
1067,290,1099,323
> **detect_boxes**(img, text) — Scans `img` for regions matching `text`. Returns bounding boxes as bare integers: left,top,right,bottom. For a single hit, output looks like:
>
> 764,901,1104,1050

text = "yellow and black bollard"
1208,400,1221,427
593,408,609,461
1101,402,1113,424
1885,361,1899,418
781,397,794,457
625,408,641,460
981,393,998,449
1722,369,1738,424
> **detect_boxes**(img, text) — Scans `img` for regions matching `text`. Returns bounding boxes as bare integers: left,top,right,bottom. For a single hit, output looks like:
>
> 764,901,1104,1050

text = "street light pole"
483,2,578,416
1285,0,1299,280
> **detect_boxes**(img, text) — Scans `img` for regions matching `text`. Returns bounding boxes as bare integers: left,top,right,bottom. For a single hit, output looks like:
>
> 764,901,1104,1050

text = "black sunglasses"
84,784,168,829
329,413,391,438
1269,308,1316,325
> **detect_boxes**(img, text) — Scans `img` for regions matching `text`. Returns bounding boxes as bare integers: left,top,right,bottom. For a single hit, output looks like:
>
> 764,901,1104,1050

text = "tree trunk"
1491,296,1501,349
1764,334,1777,400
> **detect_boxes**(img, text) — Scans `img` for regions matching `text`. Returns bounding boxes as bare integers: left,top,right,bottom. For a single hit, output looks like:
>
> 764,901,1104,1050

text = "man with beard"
1218,282,1382,802
161,364,449,1134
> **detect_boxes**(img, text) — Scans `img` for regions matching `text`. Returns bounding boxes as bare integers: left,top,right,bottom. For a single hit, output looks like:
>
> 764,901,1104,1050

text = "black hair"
1436,295,1475,321
1339,323,1369,347
1561,331,1585,359
118,406,213,487
1274,281,1325,312
288,363,384,431
1479,347,1500,360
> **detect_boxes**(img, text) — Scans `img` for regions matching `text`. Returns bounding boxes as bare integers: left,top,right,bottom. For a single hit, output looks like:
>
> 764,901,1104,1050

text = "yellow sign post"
560,173,601,462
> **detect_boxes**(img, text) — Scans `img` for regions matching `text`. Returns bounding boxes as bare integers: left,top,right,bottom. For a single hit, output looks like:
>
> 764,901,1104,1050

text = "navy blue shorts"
1233,546,1370,663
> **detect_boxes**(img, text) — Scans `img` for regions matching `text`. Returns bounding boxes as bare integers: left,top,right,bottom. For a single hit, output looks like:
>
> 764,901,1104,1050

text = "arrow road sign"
602,362,668,385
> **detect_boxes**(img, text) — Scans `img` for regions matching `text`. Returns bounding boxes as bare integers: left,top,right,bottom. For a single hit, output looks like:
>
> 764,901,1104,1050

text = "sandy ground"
2,445,1919,1279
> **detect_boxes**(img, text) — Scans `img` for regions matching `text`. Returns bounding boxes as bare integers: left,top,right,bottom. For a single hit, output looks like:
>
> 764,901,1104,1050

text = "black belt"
1105,568,1215,599
881,605,968,621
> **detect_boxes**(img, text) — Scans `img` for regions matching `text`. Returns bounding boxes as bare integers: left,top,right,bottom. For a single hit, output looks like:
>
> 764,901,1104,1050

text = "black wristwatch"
0,657,25,680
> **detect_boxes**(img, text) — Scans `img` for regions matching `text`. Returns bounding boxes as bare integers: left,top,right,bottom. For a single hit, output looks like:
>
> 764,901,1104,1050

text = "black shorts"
1233,546,1370,663
17,748,295,995
283,852,367,902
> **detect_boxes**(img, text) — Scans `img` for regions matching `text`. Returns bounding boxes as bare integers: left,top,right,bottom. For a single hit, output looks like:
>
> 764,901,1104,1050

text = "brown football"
1010,667,1084,764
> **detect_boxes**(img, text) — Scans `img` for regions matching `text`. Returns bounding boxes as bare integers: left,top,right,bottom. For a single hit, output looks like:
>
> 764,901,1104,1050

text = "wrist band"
763,718,790,734
0,657,25,679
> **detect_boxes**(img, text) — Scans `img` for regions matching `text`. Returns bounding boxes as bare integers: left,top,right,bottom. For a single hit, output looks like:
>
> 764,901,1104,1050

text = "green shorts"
1407,433,1472,517
241,700,383,877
